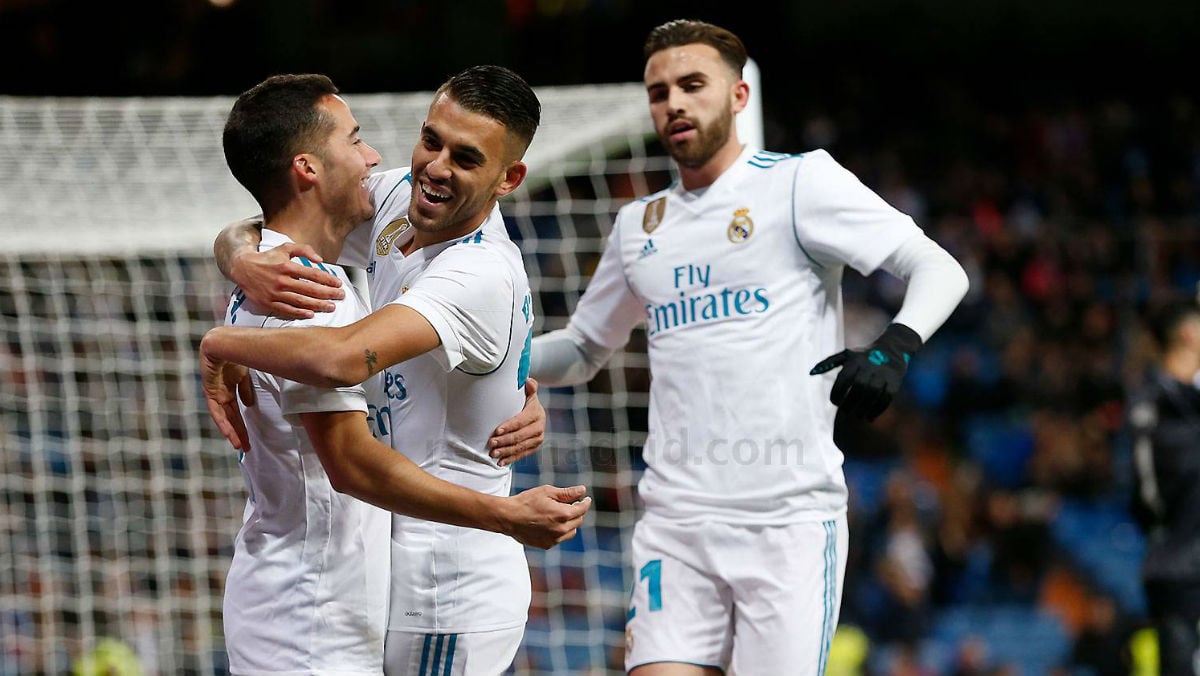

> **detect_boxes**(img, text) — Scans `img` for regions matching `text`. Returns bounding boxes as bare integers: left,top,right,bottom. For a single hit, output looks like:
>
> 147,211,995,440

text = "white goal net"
0,86,672,674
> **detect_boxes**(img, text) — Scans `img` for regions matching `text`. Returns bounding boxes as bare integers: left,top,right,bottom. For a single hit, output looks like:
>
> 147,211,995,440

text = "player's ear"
731,79,750,114
291,154,320,188
495,160,527,199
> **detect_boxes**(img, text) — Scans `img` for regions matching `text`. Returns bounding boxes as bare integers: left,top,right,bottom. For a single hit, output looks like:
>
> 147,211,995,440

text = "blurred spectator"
1069,592,1133,676
873,471,935,645
1130,299,1200,675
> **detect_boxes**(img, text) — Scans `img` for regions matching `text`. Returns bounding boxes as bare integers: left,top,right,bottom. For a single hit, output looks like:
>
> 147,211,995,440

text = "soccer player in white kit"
214,72,392,676
529,21,971,675
203,66,577,676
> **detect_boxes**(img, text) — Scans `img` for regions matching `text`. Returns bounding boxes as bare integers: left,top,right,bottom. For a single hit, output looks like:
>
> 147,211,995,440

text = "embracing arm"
301,410,590,549
201,304,438,389
530,324,616,387
213,217,345,319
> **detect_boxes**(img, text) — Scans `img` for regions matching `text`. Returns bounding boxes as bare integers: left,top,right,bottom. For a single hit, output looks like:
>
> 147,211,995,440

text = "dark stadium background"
5,0,1200,674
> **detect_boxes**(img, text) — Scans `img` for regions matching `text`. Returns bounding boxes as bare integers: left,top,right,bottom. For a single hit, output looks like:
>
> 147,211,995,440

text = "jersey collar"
669,145,757,213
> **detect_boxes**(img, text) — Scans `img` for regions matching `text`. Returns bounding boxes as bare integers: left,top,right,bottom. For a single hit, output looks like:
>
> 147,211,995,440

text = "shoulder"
368,166,413,190
615,185,675,231
745,149,809,172
368,166,414,212
789,148,853,180
429,234,518,284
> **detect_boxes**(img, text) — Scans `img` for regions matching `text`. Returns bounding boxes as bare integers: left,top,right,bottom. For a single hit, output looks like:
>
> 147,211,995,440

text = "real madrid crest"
643,196,667,234
728,208,753,243
375,217,412,256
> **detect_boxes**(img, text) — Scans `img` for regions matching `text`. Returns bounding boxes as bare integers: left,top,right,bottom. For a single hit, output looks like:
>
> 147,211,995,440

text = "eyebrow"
646,71,708,92
348,124,360,139
424,124,487,165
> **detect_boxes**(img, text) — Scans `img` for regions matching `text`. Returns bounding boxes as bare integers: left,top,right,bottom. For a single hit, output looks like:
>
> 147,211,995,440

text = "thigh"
626,521,733,673
729,515,849,676
384,627,523,676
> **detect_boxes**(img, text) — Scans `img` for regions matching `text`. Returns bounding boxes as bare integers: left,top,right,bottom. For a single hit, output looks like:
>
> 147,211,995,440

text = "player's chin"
409,207,445,233
357,200,376,222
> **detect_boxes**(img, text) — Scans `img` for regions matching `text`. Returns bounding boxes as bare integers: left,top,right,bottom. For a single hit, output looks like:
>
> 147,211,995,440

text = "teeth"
422,184,450,200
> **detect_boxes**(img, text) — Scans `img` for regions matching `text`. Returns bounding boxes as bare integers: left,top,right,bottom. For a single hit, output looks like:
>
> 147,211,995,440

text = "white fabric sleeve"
337,168,413,268
264,283,368,415
530,324,616,386
565,222,647,350
793,149,923,276
391,247,513,374
880,233,970,342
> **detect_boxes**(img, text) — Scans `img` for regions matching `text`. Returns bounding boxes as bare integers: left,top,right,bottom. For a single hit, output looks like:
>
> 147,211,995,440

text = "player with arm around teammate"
203,66,580,676
528,20,970,676
212,73,588,676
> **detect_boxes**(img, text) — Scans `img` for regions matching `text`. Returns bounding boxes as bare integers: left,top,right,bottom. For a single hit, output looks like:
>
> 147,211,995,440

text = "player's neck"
676,139,744,191
403,203,494,255
263,204,347,263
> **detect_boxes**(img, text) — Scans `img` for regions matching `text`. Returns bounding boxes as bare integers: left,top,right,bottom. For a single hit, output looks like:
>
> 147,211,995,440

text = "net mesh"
0,86,668,674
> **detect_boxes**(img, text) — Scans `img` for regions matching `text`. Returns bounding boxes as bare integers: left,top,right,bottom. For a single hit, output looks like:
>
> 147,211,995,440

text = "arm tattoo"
364,349,379,375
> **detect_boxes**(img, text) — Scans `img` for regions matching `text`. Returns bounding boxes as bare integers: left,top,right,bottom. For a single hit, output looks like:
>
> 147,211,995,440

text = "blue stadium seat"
1051,499,1146,614
927,605,1071,675
843,458,898,517
963,414,1035,489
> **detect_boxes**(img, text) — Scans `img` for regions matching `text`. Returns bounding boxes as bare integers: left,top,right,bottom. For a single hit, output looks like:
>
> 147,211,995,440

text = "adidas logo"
639,238,658,259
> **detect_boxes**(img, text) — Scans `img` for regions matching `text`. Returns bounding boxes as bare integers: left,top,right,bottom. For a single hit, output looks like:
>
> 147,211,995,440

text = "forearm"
202,325,373,388
202,305,438,388
214,218,264,281
304,413,509,534
530,325,613,386
881,233,969,341
339,445,508,532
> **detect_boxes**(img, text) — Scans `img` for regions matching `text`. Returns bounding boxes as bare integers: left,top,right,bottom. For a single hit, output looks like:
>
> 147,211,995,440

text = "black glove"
809,323,923,421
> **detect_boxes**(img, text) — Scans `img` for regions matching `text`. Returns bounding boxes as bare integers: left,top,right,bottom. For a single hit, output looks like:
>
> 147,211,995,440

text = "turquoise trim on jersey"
747,150,800,169
296,256,331,275
442,634,458,676
517,328,532,388
817,520,837,676
377,171,412,214
229,287,247,324
790,160,824,269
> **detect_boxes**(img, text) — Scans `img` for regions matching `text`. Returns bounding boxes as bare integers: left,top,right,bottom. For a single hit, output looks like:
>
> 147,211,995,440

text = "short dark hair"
435,65,541,152
1149,298,1200,349
644,19,748,76
222,74,339,206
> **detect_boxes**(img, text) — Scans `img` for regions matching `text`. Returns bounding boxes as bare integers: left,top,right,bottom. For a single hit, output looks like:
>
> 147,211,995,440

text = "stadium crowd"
777,89,1199,673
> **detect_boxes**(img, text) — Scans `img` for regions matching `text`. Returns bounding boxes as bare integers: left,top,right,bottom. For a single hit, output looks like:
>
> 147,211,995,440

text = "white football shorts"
383,627,523,676
626,515,848,675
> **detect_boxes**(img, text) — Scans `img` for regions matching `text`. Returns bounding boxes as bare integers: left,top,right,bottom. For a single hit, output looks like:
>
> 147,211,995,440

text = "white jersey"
223,229,391,675
341,168,533,634
565,147,922,526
